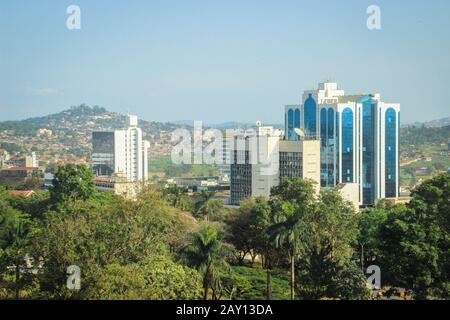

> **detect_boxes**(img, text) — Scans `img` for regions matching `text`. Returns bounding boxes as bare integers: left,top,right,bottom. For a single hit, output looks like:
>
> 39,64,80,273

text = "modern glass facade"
230,150,252,205
327,108,335,186
279,152,303,184
342,108,354,183
319,108,336,187
304,94,317,139
320,108,327,186
335,111,340,185
385,108,397,198
92,132,115,176
294,109,301,130
286,107,301,141
287,109,294,139
283,82,400,207
361,96,376,206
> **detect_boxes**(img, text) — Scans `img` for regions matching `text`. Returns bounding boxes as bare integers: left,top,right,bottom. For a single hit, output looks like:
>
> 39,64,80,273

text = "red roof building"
7,190,35,198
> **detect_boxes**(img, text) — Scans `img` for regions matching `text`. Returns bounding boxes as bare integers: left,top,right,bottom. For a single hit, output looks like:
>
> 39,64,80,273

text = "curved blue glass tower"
360,95,376,206
342,108,354,183
385,108,397,198
304,94,317,139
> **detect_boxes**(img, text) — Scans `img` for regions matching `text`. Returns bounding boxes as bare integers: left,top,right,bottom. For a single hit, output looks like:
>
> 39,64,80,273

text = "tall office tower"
92,115,150,182
284,81,400,206
218,130,235,181
230,125,320,205
279,139,321,194
230,126,280,205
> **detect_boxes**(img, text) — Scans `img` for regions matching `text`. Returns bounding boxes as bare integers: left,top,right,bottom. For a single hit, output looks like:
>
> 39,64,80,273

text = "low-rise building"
1,152,38,168
94,173,149,200
168,176,230,193
0,166,42,180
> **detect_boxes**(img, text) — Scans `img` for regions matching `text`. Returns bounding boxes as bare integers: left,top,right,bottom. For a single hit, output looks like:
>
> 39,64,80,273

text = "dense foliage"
0,164,449,300
358,173,450,299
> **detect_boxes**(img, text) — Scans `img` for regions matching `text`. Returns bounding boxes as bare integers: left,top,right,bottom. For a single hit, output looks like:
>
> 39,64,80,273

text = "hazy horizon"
1,0,450,124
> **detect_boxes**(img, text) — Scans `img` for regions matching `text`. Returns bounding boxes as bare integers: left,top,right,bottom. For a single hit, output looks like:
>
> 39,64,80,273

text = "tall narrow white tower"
92,115,150,182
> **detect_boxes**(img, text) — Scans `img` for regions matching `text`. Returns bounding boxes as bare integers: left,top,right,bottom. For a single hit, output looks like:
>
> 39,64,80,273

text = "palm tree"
0,211,31,300
268,178,316,300
195,190,223,222
183,226,230,300
163,185,188,208
269,202,308,300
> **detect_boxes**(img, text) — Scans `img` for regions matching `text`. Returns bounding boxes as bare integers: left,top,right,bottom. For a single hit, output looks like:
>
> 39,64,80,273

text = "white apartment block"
92,115,150,182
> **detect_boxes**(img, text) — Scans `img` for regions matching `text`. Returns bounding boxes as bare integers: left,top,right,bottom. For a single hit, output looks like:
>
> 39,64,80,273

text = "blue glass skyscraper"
284,81,400,207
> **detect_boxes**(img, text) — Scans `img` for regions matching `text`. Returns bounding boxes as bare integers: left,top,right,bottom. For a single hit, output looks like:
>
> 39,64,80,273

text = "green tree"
183,226,231,300
297,189,369,300
30,187,198,298
195,190,224,222
0,199,33,299
163,185,188,207
50,164,97,203
225,197,276,299
379,173,450,299
357,207,388,270
225,198,259,264
163,185,193,211
268,178,317,300
85,255,202,300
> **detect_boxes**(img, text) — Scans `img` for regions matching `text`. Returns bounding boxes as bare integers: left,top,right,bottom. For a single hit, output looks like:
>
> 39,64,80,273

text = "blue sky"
1,0,449,124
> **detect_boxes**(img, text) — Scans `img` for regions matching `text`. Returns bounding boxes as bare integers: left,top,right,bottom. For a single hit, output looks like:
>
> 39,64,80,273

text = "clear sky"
1,0,449,124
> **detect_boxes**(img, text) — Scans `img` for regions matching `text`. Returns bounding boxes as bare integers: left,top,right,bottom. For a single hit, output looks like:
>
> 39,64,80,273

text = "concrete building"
230,125,320,205
0,167,42,180
279,139,321,194
336,183,360,211
218,130,235,180
167,176,230,193
285,81,400,207
94,173,143,200
0,149,9,166
1,152,38,168
92,115,150,183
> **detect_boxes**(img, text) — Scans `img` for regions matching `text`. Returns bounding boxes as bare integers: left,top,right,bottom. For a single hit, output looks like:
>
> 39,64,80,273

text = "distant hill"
403,116,450,128
0,104,186,138
0,105,191,162
401,125,450,148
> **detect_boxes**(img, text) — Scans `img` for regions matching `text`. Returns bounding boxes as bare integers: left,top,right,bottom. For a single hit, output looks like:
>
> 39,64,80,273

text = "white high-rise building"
92,115,150,182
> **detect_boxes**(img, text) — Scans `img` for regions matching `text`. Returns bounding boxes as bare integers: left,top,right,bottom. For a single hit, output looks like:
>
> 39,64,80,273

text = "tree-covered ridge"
0,104,185,137
401,125,450,148
400,125,450,187
0,105,192,166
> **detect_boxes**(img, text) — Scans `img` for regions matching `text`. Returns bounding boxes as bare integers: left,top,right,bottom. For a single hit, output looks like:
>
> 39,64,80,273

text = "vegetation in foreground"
0,164,449,300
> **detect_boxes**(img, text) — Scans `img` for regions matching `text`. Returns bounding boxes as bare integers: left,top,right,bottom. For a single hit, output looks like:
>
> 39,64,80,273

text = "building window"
304,94,317,139
385,108,397,198
342,108,354,183
362,97,376,205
